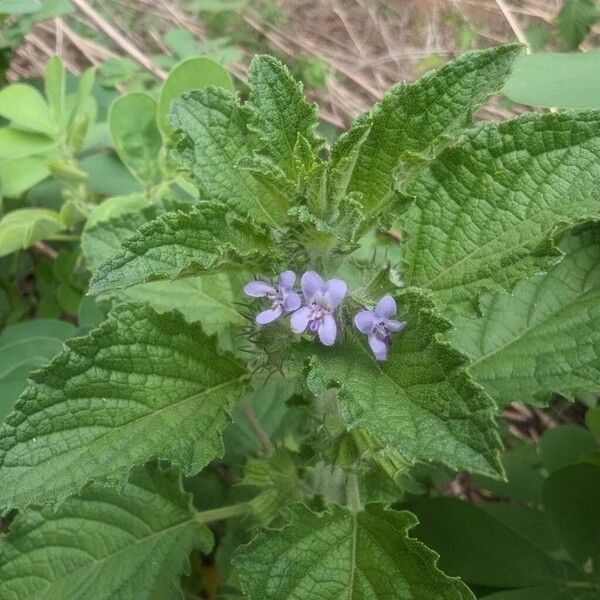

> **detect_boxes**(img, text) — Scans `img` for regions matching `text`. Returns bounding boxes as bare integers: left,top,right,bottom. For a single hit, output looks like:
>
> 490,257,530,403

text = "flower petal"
354,310,376,334
386,319,407,333
256,307,282,325
374,295,396,319
318,314,337,346
368,333,388,361
301,271,324,302
283,290,301,312
278,270,296,290
244,280,275,297
290,306,311,333
324,279,347,308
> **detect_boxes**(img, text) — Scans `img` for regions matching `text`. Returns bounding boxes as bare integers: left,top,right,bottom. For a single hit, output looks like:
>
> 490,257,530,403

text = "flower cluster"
244,270,406,360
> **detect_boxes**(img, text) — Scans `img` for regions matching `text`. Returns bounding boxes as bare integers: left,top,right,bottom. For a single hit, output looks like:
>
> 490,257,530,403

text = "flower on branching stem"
354,295,406,361
291,271,347,346
244,271,301,325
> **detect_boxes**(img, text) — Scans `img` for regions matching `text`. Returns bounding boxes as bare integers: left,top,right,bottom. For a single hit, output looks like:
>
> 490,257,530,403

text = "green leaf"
235,503,473,600
403,112,600,312
299,289,502,477
245,55,321,181
158,56,234,137
0,464,213,599
80,153,142,196
540,425,598,473
448,222,600,405
44,55,66,125
0,319,76,422
0,127,56,160
337,44,523,214
556,0,600,50
109,93,162,185
169,88,288,225
503,53,600,109
0,156,51,197
0,208,64,257
0,83,55,136
480,588,596,600
84,193,149,232
88,204,273,295
0,303,247,511
543,463,600,571
410,498,566,588
0,0,42,14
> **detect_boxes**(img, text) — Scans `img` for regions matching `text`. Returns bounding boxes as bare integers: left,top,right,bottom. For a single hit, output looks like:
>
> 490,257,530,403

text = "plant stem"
346,472,362,512
194,502,250,525
242,403,275,456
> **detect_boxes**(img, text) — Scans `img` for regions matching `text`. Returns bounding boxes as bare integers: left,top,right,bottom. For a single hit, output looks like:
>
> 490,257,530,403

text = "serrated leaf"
0,464,213,600
0,303,247,511
169,88,288,225
448,222,600,406
403,111,600,312
88,204,273,295
298,289,502,477
337,44,523,214
245,55,321,181
235,503,473,600
0,319,76,421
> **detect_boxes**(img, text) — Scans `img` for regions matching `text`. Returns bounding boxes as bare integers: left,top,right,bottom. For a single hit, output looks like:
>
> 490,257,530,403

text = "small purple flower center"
308,294,332,332
374,320,393,347
267,287,285,310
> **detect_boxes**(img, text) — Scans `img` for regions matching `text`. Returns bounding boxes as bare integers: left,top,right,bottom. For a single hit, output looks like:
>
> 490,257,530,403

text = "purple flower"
244,270,301,325
291,271,347,346
354,295,406,361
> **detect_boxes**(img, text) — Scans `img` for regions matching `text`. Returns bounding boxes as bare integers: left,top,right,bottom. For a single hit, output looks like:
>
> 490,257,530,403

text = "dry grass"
7,0,586,127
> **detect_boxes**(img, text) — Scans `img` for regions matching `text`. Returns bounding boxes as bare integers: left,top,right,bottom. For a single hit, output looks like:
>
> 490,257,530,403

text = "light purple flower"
354,295,406,361
291,271,347,346
244,270,301,325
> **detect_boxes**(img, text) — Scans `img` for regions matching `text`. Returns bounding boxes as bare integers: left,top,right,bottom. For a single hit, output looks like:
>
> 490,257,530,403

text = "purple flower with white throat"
244,271,301,325
291,271,347,346
354,295,406,361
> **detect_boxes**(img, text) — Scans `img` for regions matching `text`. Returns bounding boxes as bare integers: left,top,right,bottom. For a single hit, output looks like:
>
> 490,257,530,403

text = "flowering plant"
1,46,600,599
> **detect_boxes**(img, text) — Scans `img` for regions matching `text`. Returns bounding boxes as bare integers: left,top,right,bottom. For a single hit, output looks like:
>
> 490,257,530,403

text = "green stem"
346,472,362,512
193,502,250,524
565,581,600,590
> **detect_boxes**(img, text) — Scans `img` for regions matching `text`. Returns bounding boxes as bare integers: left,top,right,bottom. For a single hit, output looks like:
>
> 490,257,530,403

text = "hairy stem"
194,502,250,524
242,403,275,455
346,472,362,512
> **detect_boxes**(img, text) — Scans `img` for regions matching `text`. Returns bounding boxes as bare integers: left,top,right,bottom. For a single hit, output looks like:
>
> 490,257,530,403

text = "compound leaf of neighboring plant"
169,88,288,225
543,463,600,571
556,0,600,50
0,83,56,136
403,111,600,312
0,303,247,511
0,465,213,600
0,208,64,257
0,319,76,422
109,93,162,186
337,44,523,214
245,54,321,182
157,56,234,137
410,497,566,589
235,503,473,600
448,222,600,406
88,204,273,295
299,288,502,477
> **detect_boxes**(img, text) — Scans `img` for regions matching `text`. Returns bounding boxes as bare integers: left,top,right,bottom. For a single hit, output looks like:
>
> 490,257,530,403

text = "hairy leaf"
0,303,247,511
556,0,599,50
0,465,212,600
235,504,473,600
88,204,273,295
299,289,502,476
246,55,321,182
0,319,76,421
170,88,288,225
338,44,523,213
448,222,600,406
403,111,600,311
